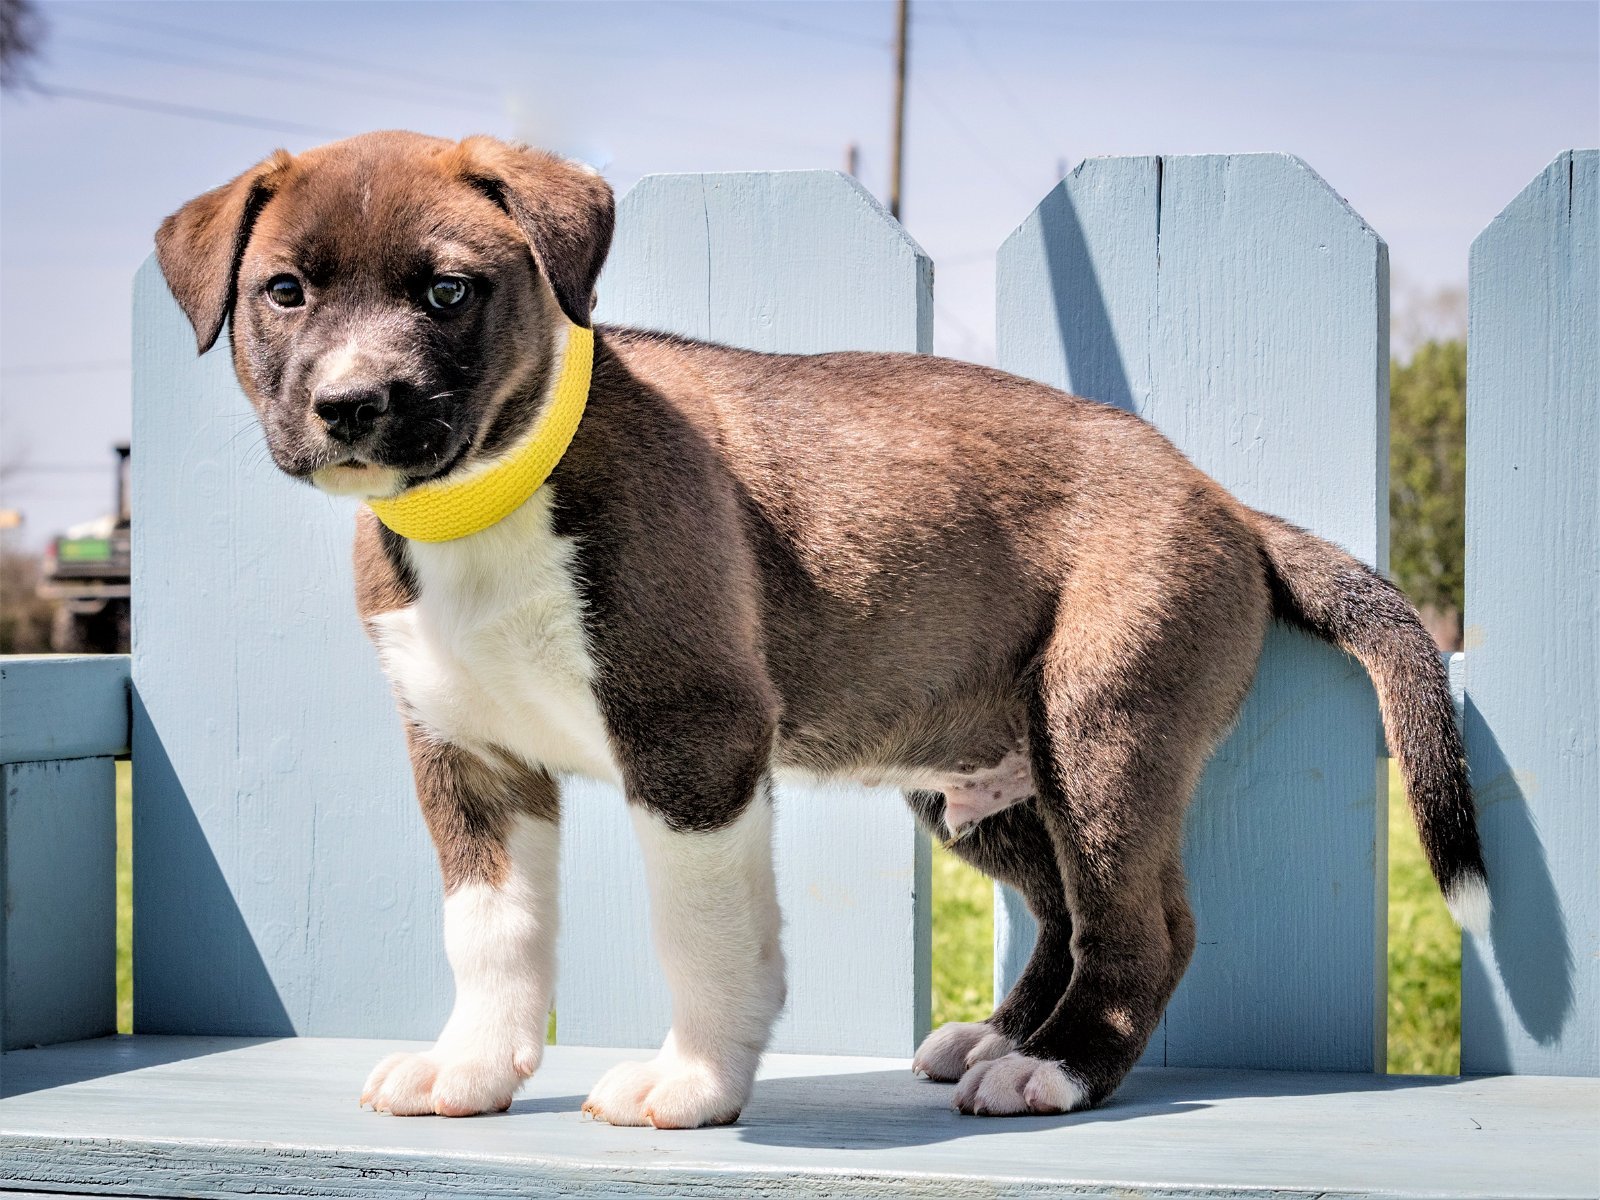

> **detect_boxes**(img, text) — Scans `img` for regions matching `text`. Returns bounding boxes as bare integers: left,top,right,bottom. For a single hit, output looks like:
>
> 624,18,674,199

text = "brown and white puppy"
155,131,1488,1128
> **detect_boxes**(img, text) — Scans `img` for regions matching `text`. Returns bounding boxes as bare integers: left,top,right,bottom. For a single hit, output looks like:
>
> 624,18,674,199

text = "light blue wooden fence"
1461,149,1597,1076
0,656,127,1055
1,151,1593,1088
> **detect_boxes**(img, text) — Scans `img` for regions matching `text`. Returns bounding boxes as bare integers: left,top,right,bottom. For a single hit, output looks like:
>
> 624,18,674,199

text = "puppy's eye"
266,275,305,309
426,276,472,310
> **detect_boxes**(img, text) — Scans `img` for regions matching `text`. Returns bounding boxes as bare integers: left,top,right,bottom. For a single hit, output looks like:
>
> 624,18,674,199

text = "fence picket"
1461,149,1598,1077
995,153,1389,1071
559,171,934,1056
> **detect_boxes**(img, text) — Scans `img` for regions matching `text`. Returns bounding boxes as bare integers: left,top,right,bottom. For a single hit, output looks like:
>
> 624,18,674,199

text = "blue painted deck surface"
3,1037,1596,1200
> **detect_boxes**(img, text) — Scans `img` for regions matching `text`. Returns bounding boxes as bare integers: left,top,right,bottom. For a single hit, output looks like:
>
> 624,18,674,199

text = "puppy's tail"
1246,507,1489,935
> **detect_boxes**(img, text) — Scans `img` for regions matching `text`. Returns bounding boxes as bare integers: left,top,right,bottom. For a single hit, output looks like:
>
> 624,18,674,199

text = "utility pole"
889,0,908,221
845,142,860,178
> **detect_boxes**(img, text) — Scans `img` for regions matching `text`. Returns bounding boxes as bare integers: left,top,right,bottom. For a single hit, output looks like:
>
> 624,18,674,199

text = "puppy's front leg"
363,728,560,1116
583,786,785,1129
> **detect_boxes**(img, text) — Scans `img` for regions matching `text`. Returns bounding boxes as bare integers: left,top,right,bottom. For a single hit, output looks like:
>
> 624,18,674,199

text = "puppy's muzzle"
314,379,392,444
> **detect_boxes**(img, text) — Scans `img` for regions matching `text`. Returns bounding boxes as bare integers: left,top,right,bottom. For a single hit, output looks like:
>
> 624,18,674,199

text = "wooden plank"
2,1036,1595,1199
1462,149,1598,1077
1,759,116,1051
560,171,934,1057
0,656,129,765
130,259,448,1039
995,154,1389,1072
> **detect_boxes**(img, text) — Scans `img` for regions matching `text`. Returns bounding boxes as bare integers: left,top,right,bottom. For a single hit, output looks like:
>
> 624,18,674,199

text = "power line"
911,78,1035,193
46,16,841,158
52,34,491,114
682,2,888,50
934,1,1061,163
31,83,349,138
914,11,1593,63
60,5,498,100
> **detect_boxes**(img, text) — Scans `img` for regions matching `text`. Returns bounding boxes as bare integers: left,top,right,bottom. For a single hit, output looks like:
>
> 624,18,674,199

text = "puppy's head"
155,131,613,498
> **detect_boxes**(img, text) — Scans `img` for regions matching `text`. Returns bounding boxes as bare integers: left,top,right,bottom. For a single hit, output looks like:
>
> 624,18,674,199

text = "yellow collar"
367,323,593,542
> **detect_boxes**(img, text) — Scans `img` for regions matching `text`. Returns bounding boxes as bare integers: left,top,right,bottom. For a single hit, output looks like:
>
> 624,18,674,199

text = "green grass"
929,761,1462,1074
931,839,994,1027
116,760,132,1034
115,759,1458,1070
1385,760,1461,1074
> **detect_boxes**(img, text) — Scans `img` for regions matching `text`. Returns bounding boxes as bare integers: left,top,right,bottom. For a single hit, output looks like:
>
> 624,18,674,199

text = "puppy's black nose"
313,382,390,443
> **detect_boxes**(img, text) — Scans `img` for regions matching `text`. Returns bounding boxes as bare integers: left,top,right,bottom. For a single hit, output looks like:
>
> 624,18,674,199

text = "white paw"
912,1022,1014,1081
361,1044,539,1117
951,1051,1088,1116
582,1053,748,1129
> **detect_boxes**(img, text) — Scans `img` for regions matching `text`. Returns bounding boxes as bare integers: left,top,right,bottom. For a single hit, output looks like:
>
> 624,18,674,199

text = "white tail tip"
1445,875,1492,937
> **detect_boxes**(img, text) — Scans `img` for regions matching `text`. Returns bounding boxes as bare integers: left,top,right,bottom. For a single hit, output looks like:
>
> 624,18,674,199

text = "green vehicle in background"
37,443,130,653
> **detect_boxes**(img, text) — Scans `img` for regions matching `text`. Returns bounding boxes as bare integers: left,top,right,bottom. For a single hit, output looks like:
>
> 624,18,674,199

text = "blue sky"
2,0,1595,545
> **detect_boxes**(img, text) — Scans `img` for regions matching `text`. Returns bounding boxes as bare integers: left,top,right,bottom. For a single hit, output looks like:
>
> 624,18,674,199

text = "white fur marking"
583,800,786,1129
1445,874,1492,937
362,813,559,1115
311,462,405,499
370,487,620,783
318,337,363,388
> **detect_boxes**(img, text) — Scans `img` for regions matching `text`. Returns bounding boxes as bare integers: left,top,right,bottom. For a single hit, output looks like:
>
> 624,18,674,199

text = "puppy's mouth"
309,458,408,499
299,424,482,499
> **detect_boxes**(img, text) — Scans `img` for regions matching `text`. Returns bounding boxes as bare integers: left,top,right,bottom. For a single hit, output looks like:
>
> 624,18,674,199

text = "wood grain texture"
1462,149,1598,1077
1,758,116,1052
130,259,449,1039
0,656,129,765
2,1036,1595,1199
995,154,1389,1071
560,171,934,1057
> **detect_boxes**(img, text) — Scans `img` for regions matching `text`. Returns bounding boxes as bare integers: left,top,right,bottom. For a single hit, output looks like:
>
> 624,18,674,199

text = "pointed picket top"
599,169,932,354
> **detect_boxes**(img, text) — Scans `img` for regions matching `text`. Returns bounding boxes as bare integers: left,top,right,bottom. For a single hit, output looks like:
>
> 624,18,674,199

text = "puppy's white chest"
369,490,620,782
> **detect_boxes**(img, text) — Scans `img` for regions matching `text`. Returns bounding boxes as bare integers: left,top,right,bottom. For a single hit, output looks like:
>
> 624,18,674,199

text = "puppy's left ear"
155,150,295,355
455,137,615,329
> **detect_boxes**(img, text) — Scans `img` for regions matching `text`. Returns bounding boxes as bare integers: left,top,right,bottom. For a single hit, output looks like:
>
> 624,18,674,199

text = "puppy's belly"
860,752,1035,834
930,751,1036,833
778,748,1035,835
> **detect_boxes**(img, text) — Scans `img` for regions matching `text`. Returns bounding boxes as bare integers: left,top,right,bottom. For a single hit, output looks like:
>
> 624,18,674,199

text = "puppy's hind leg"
908,793,1074,1082
953,609,1259,1115
583,787,785,1130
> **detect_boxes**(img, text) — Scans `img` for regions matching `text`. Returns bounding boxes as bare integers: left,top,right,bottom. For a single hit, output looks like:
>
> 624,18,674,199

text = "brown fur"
403,724,559,891
155,131,1486,1115
354,508,557,891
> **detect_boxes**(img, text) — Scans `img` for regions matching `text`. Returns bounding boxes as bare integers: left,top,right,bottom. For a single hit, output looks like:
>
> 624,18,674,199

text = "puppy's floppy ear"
155,150,294,354
454,137,615,329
